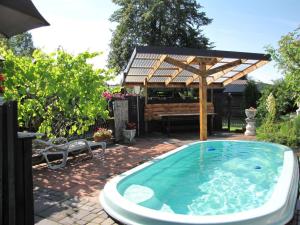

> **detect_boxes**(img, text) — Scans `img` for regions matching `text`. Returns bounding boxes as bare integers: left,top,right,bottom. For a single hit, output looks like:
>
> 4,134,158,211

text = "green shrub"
1,48,114,138
256,80,296,125
257,115,300,148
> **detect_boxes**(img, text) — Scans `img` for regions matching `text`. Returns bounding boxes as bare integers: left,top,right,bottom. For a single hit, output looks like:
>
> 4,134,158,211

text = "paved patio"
33,132,299,225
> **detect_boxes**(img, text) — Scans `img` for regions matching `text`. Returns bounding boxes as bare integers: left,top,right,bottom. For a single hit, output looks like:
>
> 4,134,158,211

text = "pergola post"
199,63,207,141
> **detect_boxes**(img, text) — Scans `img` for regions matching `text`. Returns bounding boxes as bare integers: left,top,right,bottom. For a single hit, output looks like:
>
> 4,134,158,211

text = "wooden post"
227,93,232,131
199,63,207,140
144,79,148,133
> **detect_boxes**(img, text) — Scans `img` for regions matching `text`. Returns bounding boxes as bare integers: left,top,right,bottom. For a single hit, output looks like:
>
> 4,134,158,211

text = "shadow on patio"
33,132,257,224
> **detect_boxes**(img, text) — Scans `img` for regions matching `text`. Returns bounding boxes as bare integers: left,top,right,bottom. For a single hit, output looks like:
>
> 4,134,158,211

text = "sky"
31,0,300,84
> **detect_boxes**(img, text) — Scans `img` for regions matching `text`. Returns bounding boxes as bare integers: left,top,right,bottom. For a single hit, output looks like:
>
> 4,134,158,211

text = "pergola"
123,46,271,140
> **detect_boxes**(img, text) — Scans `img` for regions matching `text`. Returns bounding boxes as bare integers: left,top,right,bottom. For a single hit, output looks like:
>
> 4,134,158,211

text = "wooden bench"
144,103,215,134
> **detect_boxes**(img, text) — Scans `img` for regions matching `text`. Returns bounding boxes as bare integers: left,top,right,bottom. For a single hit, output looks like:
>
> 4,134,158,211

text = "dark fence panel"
221,93,246,130
212,91,225,130
127,96,145,136
0,101,35,225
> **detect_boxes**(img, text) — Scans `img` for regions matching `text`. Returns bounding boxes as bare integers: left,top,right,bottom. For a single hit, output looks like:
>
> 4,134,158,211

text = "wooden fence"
0,101,35,225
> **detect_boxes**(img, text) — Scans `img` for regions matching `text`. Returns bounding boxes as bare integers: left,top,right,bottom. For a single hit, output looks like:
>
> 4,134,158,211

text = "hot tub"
100,141,299,225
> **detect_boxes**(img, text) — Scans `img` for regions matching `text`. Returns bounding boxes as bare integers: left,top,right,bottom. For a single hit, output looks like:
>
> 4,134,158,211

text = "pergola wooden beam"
206,59,246,85
125,81,223,89
186,59,243,85
223,60,269,86
191,57,220,65
146,54,167,81
199,62,207,140
163,56,205,77
165,56,196,86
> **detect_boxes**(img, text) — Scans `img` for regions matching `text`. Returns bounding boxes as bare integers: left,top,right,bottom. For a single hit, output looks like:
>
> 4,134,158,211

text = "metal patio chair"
33,138,106,169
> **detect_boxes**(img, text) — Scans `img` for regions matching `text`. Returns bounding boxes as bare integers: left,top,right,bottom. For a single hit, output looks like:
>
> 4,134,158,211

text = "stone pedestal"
245,108,257,136
245,118,256,136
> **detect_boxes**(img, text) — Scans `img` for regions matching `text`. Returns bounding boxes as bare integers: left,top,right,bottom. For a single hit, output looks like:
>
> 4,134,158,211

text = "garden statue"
245,107,257,136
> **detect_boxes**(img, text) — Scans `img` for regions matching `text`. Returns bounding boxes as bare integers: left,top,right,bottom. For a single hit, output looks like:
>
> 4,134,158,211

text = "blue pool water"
117,141,285,216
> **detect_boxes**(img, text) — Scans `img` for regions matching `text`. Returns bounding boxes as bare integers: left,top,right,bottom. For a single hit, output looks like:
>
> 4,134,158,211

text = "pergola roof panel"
127,68,151,75
131,59,157,68
222,71,239,78
154,69,177,76
160,61,178,68
234,64,252,71
125,76,146,82
124,46,271,87
209,62,227,69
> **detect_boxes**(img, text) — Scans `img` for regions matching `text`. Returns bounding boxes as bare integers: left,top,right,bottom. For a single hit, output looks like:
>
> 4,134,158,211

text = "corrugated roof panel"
214,77,228,83
210,62,227,69
220,58,239,63
131,59,157,68
173,77,188,82
179,70,194,77
136,53,161,59
149,77,166,83
125,76,146,82
168,54,191,61
245,59,259,64
223,71,239,78
128,68,150,75
234,64,251,71
160,61,178,68
154,69,177,76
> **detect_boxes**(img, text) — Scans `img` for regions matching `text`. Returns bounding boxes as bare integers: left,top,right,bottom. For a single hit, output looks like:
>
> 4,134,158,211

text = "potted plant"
122,122,136,143
93,128,112,142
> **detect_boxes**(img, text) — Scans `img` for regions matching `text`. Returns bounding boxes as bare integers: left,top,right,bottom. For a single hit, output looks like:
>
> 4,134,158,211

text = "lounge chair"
33,138,106,169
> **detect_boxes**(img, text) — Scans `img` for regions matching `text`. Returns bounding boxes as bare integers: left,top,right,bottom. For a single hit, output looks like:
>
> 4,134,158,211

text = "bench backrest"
144,102,214,121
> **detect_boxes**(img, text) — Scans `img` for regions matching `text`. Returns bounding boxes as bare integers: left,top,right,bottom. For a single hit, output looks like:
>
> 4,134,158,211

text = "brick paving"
33,132,299,225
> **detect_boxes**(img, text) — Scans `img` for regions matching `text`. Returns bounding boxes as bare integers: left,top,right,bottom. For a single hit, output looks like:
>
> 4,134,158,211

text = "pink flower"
102,91,112,100
0,74,5,82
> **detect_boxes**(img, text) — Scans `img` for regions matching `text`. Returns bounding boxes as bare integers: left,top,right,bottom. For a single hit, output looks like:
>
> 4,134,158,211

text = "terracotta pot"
94,136,108,142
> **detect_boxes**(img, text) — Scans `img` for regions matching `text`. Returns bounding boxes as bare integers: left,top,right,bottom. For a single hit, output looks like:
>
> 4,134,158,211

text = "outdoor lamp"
133,85,141,136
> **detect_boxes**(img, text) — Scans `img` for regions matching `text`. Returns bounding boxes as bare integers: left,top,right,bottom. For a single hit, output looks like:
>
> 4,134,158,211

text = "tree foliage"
243,80,260,108
0,32,35,56
1,48,113,138
108,0,213,73
266,26,300,103
256,79,296,124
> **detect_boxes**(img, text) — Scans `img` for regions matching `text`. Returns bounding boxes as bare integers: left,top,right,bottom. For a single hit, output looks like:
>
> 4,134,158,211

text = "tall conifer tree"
108,0,213,73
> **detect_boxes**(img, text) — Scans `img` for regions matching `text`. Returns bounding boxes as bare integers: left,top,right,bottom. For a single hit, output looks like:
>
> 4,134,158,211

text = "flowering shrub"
0,74,5,82
0,74,5,94
102,91,113,100
93,127,112,139
102,90,136,101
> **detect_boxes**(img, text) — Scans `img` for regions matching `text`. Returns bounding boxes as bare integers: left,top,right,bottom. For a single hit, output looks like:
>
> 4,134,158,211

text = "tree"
243,80,260,108
1,48,113,138
0,32,35,56
266,26,300,104
256,79,296,124
108,0,213,73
